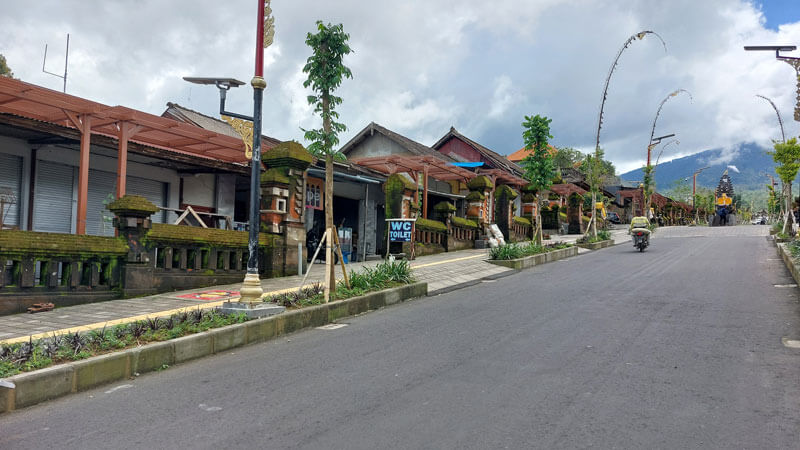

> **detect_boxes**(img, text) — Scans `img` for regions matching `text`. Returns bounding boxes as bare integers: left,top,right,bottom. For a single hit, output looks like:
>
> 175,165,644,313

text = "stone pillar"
108,195,157,296
493,185,518,241
262,141,312,277
466,175,494,229
567,192,584,234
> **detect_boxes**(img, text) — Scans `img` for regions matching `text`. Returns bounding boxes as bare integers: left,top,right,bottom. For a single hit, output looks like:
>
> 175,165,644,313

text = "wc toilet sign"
387,219,415,242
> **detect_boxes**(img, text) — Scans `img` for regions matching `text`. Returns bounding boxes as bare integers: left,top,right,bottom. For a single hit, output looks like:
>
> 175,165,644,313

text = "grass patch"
489,241,573,260
265,259,416,308
577,229,611,244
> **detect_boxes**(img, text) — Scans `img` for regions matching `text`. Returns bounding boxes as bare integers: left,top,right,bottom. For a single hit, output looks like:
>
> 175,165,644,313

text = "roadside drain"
317,323,348,330
782,337,800,349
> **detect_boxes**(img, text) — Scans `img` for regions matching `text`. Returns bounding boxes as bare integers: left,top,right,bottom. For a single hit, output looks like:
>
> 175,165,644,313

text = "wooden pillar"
75,114,92,235
117,123,129,198
422,165,429,219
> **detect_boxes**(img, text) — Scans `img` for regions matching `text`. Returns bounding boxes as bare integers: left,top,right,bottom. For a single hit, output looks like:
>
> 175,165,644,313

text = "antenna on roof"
43,33,69,93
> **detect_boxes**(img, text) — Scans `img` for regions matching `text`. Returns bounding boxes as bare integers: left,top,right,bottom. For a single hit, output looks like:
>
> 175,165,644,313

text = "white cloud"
1,0,799,172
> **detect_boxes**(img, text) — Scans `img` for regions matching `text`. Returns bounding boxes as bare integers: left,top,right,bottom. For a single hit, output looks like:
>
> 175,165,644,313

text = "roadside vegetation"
577,229,611,244
0,309,248,377
489,241,572,260
266,259,414,307
0,260,416,378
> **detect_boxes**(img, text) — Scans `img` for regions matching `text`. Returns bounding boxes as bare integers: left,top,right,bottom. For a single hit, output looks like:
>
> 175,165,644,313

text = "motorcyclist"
629,216,651,249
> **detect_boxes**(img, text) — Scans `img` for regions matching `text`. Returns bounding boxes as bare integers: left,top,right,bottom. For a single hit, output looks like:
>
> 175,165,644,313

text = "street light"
744,45,800,121
183,1,274,311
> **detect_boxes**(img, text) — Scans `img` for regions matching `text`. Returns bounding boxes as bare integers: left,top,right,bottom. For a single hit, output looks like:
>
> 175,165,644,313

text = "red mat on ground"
176,290,239,301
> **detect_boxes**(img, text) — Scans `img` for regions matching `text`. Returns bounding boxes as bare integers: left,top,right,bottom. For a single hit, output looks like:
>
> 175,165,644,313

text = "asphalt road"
2,226,799,449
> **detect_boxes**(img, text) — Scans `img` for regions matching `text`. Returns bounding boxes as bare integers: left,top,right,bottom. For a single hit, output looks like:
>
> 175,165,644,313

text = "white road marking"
774,284,798,288
317,323,348,330
104,384,133,394
199,403,222,412
781,337,800,349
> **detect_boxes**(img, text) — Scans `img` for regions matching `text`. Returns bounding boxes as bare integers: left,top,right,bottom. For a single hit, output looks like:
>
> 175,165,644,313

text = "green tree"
553,147,584,170
581,148,612,237
0,54,13,78
302,21,353,300
520,114,555,245
768,137,800,234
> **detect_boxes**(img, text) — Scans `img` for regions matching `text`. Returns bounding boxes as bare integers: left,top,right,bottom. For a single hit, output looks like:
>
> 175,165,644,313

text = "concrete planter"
488,246,578,270
0,282,427,414
576,239,614,250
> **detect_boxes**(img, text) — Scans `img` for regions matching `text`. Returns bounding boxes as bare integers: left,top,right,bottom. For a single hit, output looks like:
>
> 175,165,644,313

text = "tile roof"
339,122,455,162
162,102,282,148
432,127,524,175
506,145,558,162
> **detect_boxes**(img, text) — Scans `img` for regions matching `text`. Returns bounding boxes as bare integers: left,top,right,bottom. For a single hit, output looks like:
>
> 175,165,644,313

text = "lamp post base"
239,272,264,303
219,300,284,318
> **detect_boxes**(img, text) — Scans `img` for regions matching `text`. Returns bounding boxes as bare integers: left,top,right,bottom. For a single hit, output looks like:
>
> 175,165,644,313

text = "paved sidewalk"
0,228,629,344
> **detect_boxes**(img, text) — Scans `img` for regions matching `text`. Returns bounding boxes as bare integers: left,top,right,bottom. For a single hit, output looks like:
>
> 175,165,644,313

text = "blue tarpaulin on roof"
449,162,484,168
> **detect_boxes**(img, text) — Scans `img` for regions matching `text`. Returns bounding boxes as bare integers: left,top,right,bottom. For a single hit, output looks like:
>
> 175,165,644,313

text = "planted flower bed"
576,230,615,250
488,242,577,270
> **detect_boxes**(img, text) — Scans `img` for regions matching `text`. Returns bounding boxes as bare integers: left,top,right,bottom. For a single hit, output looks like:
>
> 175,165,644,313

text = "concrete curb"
427,269,517,296
0,282,427,414
576,239,614,250
777,243,800,286
486,246,579,270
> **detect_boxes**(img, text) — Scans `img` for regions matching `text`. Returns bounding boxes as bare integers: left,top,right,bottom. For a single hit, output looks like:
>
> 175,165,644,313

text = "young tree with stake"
302,21,352,301
768,137,800,235
520,115,555,245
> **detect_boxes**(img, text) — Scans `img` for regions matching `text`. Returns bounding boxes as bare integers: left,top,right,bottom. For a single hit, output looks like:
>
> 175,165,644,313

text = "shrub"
415,218,447,233
452,216,479,229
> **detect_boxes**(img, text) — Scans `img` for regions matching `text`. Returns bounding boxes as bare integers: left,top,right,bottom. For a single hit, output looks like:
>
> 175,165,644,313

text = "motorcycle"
631,228,650,252
629,216,651,252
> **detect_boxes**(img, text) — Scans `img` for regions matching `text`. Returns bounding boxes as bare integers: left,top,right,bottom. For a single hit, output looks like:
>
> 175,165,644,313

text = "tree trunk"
784,181,793,235
323,94,335,301
580,191,597,239
535,193,542,245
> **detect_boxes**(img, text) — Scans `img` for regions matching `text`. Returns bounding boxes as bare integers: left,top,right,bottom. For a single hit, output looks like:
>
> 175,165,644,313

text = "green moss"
146,223,277,248
260,167,290,185
107,195,159,216
263,140,312,170
0,230,128,257
521,193,536,203
494,184,518,200
451,216,479,229
433,201,456,213
513,216,531,226
415,218,447,233
467,175,494,190
465,191,485,202
385,174,416,219
568,192,583,208
559,212,567,221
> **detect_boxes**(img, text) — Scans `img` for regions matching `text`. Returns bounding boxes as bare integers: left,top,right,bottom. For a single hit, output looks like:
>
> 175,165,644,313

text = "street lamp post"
744,45,800,121
643,133,675,218
183,1,277,313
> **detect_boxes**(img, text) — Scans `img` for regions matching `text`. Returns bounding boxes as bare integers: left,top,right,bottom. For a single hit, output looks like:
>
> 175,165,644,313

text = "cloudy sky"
2,0,800,173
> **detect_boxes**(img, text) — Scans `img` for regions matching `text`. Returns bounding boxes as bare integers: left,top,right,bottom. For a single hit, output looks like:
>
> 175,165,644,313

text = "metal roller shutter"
0,153,22,229
33,160,74,233
127,175,167,223
86,169,117,236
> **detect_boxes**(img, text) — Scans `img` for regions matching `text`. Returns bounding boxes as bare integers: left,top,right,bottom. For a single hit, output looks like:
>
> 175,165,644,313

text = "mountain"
619,143,777,192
